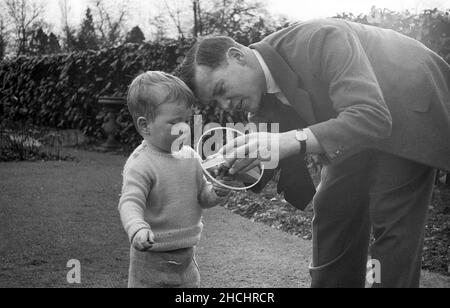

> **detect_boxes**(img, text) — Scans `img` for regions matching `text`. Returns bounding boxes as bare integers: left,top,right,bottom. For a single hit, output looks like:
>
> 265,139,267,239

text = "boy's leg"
369,153,436,288
310,151,374,288
128,247,200,288
128,247,167,288
182,247,201,288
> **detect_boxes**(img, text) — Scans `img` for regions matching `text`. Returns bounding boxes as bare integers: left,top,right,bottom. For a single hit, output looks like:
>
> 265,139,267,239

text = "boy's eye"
169,120,190,125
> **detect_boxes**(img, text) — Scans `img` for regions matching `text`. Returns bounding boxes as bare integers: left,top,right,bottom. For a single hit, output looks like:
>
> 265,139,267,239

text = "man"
177,18,450,288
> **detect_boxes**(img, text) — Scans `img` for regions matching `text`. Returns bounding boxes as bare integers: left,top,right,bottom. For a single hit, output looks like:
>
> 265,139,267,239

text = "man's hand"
132,229,155,251
220,132,284,176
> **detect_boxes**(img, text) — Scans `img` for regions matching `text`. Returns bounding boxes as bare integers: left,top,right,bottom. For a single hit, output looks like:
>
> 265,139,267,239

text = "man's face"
194,55,265,115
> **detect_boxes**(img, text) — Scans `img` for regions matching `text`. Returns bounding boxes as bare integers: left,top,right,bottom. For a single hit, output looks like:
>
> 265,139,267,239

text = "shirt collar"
252,49,281,94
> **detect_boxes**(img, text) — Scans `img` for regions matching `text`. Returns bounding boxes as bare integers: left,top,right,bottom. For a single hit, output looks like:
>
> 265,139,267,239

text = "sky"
44,0,450,38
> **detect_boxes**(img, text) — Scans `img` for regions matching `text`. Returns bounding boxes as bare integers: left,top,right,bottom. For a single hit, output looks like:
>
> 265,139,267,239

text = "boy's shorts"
128,246,200,288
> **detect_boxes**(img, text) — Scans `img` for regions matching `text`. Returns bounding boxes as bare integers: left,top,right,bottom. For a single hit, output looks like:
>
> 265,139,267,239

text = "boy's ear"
227,47,245,65
137,117,151,135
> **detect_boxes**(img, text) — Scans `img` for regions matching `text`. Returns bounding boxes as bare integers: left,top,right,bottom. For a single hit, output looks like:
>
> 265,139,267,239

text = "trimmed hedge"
0,39,247,149
0,40,193,148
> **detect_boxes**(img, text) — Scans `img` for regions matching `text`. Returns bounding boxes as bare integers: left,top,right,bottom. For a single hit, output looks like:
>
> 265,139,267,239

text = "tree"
91,0,129,48
28,26,61,56
193,0,203,38
77,8,100,51
59,0,78,52
47,32,61,54
197,0,282,44
149,13,169,42
162,0,188,40
152,0,280,42
0,17,7,60
125,26,145,44
5,0,46,56
29,27,49,55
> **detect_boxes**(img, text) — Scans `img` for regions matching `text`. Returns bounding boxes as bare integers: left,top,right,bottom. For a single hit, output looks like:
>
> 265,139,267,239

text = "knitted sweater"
118,141,216,252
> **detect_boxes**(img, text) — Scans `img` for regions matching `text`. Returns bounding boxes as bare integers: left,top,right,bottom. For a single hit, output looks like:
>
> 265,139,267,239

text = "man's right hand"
132,229,155,251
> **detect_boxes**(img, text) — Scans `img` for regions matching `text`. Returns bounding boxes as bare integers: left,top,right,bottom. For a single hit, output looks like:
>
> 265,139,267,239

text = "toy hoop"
196,127,265,191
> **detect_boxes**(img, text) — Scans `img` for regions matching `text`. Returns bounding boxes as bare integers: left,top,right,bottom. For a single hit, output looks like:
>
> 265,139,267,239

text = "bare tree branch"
5,0,45,55
91,0,129,47
163,0,186,40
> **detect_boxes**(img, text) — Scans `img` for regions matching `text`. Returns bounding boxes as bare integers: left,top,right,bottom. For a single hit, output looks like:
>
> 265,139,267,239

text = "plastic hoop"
196,127,265,191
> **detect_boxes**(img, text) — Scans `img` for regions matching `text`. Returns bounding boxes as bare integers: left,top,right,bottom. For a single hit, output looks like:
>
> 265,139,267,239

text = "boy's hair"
127,71,195,130
176,36,239,92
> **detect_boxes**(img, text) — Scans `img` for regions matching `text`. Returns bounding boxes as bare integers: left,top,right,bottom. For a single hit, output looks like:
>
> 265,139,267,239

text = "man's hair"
176,36,239,92
127,71,195,130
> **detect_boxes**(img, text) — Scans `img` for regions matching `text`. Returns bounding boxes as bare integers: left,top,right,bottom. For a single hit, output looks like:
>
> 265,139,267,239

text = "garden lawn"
0,149,448,288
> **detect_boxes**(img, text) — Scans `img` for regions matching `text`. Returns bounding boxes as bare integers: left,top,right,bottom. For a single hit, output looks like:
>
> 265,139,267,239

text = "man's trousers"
309,151,436,288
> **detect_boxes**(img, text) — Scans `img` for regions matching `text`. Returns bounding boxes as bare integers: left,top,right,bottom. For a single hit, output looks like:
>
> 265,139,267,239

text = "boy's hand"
132,229,155,251
212,181,232,198
230,172,259,185
211,165,259,185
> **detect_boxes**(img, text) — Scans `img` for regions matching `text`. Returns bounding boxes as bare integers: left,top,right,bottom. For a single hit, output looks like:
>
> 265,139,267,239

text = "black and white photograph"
0,0,449,292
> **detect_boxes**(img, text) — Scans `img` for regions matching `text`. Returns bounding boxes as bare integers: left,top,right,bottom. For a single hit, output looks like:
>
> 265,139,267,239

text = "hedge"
0,40,194,148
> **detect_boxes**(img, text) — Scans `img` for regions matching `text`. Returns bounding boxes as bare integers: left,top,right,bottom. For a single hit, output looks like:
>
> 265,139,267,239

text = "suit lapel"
250,41,317,126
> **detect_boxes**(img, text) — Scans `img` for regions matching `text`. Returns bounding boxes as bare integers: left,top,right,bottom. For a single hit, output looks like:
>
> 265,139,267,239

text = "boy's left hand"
212,181,232,198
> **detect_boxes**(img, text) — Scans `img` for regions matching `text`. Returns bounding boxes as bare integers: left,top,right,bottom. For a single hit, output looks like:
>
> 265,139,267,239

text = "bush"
0,38,250,150
0,121,74,162
0,40,194,149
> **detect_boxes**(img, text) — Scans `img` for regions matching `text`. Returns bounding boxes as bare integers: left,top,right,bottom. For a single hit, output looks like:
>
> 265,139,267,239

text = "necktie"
249,94,316,211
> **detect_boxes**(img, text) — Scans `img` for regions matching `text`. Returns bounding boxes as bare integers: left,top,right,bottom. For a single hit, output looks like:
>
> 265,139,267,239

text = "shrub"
0,40,194,149
0,121,74,162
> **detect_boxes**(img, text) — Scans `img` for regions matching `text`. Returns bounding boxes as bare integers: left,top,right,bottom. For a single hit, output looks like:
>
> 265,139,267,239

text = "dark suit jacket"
250,18,450,172
247,94,316,211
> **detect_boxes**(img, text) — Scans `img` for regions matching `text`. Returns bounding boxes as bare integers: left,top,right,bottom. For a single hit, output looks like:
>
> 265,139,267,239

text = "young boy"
118,71,223,288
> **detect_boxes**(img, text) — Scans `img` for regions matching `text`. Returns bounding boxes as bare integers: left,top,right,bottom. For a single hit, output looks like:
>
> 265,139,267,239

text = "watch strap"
297,129,307,156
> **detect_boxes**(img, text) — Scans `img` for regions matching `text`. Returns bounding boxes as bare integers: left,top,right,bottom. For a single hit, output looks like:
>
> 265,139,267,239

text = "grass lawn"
0,151,129,287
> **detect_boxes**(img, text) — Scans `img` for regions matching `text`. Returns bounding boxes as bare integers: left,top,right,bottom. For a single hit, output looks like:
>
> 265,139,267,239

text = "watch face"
296,131,308,142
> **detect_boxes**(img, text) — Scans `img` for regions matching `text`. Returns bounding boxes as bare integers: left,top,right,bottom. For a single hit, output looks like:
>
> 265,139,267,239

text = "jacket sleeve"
307,25,393,164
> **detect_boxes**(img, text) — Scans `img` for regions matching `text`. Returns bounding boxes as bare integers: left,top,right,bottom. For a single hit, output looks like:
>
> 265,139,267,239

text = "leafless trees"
91,0,129,48
0,18,7,60
4,0,46,56
154,0,279,42
0,0,283,57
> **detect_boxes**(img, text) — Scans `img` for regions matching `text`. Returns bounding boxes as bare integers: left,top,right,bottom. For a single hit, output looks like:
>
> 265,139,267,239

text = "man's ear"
137,117,151,135
227,47,246,65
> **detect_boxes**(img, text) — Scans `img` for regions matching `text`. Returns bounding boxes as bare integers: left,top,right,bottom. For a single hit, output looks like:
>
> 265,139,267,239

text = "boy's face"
147,102,192,152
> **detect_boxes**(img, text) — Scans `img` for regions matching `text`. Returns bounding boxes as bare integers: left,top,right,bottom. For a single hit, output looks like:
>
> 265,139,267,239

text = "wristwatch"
295,129,308,156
